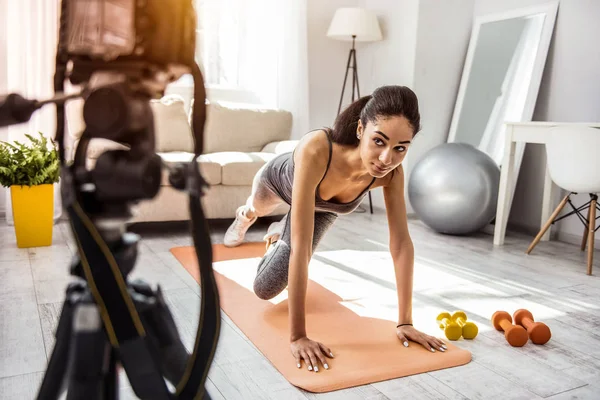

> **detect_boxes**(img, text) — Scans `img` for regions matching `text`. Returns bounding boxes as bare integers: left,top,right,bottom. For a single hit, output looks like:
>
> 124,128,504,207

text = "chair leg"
587,197,596,275
526,194,570,254
581,199,591,251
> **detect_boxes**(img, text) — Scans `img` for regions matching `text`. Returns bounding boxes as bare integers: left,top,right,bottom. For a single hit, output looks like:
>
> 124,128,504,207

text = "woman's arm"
287,132,334,372
382,165,414,325
383,166,447,352
288,132,329,341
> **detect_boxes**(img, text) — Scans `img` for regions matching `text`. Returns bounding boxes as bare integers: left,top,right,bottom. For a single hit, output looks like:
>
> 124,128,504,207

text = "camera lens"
92,150,162,202
83,86,128,140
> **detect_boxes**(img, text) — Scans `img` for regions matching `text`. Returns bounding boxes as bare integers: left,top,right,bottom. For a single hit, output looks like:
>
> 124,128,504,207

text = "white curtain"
4,0,62,225
197,0,309,139
275,0,310,139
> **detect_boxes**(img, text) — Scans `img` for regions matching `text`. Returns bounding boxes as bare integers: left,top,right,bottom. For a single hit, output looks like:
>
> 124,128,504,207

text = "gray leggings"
253,210,337,300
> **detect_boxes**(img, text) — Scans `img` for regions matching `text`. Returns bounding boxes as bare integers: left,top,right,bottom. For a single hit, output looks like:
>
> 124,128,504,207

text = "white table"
493,121,600,246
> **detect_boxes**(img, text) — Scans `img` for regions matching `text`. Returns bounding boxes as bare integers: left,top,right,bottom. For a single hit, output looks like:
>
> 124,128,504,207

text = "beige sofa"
66,96,298,222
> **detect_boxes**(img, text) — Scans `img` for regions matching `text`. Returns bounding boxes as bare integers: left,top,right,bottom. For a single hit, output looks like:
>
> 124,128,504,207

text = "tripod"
337,35,373,214
36,220,190,400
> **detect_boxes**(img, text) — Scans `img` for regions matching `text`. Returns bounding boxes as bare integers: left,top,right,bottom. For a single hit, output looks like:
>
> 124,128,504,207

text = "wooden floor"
1,209,599,399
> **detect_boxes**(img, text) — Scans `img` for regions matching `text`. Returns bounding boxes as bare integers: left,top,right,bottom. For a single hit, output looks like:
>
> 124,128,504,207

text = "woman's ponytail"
329,95,372,145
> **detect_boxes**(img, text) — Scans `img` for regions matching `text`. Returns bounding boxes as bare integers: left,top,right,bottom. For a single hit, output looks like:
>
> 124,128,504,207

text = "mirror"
447,2,559,166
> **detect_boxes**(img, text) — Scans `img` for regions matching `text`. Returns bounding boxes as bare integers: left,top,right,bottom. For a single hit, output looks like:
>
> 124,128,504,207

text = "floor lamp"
327,8,382,214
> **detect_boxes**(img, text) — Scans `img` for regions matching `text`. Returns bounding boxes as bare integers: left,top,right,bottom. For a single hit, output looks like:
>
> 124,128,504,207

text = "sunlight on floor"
209,243,596,339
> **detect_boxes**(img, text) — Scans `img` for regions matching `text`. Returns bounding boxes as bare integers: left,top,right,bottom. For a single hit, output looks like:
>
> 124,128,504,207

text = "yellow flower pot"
10,184,54,248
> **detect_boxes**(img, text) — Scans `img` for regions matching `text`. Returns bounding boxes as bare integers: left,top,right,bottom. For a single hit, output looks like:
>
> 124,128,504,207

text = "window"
195,0,247,89
173,0,291,108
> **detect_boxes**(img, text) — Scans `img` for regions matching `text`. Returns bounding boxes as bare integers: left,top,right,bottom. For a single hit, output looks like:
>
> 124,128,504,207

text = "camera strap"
172,62,222,399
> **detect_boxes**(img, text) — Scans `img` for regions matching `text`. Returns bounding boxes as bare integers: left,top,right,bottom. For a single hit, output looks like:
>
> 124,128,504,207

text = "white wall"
359,0,419,91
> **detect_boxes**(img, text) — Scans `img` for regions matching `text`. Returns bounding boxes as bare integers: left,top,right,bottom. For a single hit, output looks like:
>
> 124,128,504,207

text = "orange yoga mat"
170,243,471,393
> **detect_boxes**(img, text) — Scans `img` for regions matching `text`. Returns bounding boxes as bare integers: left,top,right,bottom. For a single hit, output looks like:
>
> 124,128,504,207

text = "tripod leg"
337,49,354,116
66,302,113,400
104,349,119,400
351,49,356,102
353,49,360,99
36,294,76,400
131,281,190,386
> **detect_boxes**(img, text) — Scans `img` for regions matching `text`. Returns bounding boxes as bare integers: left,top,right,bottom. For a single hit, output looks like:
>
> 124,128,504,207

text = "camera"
1,1,220,399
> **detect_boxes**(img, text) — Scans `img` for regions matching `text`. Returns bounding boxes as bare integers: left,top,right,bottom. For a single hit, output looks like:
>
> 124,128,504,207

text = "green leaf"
0,132,61,188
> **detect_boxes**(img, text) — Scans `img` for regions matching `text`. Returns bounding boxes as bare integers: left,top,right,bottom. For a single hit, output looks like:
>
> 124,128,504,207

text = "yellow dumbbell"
436,312,462,340
451,310,478,339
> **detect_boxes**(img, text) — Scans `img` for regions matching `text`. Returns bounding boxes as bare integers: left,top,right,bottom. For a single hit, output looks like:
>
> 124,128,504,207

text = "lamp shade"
326,8,382,42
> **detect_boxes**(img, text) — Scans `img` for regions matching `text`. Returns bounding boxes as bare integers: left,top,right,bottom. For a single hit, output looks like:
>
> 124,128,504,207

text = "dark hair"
329,85,421,146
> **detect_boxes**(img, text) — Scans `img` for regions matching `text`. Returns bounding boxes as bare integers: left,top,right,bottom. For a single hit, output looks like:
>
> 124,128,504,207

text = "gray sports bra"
263,129,375,215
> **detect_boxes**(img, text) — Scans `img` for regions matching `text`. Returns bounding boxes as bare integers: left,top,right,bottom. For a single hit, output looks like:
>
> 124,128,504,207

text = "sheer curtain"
196,0,309,139
4,0,61,225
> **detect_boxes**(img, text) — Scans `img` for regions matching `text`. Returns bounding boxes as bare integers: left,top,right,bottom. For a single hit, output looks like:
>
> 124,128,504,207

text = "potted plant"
0,132,60,248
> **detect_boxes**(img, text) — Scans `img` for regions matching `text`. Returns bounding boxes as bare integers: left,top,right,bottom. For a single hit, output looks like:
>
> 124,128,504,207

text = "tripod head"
1,1,221,398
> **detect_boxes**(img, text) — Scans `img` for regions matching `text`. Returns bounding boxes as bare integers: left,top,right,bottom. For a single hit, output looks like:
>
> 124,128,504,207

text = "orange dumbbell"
491,311,528,347
513,309,551,345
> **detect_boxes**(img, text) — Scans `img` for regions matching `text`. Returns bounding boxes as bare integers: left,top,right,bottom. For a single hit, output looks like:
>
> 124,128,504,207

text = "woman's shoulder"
291,129,331,187
301,128,331,144
295,129,331,160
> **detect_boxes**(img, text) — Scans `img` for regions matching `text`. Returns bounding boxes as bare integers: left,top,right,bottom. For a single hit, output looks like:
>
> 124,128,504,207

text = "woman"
224,85,447,373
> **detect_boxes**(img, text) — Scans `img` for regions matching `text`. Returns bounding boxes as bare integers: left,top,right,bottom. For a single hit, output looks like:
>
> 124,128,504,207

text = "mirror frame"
447,1,559,170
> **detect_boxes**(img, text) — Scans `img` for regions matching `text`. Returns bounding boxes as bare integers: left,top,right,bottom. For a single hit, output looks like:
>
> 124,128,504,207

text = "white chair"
526,126,600,275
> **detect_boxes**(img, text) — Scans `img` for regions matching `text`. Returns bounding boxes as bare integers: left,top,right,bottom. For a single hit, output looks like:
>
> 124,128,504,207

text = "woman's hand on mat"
290,336,334,372
396,325,447,353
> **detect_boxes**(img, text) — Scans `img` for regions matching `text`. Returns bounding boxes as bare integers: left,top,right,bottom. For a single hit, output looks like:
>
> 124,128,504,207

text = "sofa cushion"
66,96,294,160
204,152,277,186
152,96,195,153
65,95,196,156
158,152,222,186
202,102,292,154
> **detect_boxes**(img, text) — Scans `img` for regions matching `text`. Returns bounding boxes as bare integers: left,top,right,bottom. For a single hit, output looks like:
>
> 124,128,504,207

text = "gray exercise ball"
408,143,500,235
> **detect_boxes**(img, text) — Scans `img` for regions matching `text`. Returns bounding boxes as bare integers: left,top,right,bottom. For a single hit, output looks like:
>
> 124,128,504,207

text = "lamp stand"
337,35,373,214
